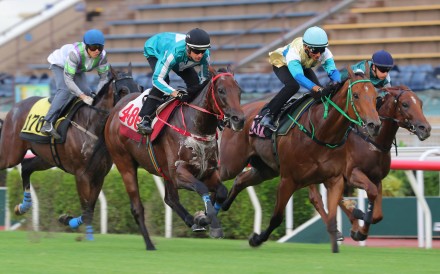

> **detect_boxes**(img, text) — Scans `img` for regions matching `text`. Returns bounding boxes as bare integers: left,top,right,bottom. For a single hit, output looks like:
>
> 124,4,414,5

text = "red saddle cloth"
119,100,180,143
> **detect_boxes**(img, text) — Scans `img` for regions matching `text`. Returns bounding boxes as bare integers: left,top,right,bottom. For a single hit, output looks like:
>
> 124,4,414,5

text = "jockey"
260,26,341,131
341,50,394,88
136,28,211,135
41,29,109,139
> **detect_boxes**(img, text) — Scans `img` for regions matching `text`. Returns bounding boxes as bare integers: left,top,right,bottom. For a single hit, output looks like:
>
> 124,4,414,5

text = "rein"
287,78,371,148
155,72,234,141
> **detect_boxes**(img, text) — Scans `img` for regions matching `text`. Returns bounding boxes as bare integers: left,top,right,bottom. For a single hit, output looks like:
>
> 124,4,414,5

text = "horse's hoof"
14,204,24,216
351,230,368,241
248,233,262,248
336,231,344,241
209,227,224,239
194,210,211,226
58,214,73,226
191,224,207,232
353,208,365,220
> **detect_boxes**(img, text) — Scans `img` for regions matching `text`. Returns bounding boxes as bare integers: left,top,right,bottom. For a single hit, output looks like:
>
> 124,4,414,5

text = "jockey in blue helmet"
260,26,341,131
40,29,109,139
341,50,394,88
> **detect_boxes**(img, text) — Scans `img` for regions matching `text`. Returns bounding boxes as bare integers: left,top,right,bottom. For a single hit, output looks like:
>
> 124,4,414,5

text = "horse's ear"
128,62,132,75
347,65,354,79
110,65,117,78
226,64,235,75
209,66,217,77
364,60,370,79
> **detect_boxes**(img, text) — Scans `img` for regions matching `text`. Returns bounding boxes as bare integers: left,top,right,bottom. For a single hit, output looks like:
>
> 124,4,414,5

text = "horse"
104,67,245,251
218,68,381,253
308,85,431,242
0,65,141,240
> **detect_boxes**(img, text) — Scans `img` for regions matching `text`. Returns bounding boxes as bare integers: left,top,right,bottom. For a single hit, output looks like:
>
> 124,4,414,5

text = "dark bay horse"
219,68,381,253
104,68,245,251
308,85,431,241
0,65,141,239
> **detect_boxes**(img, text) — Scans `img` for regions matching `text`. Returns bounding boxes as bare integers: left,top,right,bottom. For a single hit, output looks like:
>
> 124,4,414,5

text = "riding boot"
137,95,162,135
260,112,277,131
137,116,153,135
40,120,61,139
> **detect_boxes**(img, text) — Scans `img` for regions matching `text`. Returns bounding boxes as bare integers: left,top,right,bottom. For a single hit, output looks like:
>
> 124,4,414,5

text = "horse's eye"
353,93,359,99
402,102,409,108
218,87,226,95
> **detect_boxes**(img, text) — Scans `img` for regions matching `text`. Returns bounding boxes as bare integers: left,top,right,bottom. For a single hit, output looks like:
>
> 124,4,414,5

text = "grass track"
1,231,439,274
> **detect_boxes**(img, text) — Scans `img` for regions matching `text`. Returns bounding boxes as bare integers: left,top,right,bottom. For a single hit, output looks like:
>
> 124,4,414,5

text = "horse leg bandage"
18,191,32,214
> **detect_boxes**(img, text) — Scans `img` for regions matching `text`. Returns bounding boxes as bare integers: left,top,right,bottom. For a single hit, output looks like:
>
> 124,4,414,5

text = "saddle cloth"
19,98,82,144
249,94,315,139
119,90,179,143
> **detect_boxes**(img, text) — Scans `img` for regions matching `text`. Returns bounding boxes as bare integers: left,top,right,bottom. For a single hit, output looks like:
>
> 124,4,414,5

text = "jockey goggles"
309,46,326,54
375,65,392,73
87,44,104,52
191,48,206,55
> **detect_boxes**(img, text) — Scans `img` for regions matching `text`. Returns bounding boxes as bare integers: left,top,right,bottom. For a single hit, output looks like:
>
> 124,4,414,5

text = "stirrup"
137,118,153,135
260,115,277,131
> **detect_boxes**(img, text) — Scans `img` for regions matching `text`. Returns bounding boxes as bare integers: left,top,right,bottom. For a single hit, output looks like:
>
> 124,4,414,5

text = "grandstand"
0,0,439,121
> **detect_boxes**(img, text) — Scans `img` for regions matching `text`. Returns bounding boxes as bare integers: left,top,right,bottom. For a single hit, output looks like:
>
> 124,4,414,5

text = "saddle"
19,98,85,144
119,90,180,143
249,94,316,139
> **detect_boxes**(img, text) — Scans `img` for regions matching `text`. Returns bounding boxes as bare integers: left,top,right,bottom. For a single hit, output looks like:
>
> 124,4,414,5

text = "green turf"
1,231,438,274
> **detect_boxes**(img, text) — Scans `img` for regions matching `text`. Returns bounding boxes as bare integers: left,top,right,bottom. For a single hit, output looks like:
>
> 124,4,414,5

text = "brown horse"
0,65,141,239
308,85,431,241
219,68,381,253
104,68,245,251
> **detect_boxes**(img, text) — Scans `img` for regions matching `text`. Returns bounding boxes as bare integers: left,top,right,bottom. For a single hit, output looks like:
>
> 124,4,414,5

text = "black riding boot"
137,95,161,135
260,112,277,131
40,120,61,139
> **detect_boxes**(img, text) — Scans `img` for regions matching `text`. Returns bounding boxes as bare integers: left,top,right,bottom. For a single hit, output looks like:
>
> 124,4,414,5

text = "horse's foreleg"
15,157,52,215
163,180,194,227
348,168,378,241
223,166,273,211
308,184,328,223
249,177,294,248
372,182,383,224
325,177,345,253
175,164,223,238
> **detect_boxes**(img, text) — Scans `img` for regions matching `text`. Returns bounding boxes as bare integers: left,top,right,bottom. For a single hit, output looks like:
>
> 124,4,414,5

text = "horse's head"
340,66,381,136
379,85,431,141
203,66,245,131
94,63,142,110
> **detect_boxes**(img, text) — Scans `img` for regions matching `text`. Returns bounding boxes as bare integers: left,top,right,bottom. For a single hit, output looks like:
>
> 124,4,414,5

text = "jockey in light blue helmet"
302,26,329,52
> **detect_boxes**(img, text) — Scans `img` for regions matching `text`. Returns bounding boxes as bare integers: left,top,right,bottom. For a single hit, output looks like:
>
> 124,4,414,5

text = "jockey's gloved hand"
175,89,192,103
79,94,94,105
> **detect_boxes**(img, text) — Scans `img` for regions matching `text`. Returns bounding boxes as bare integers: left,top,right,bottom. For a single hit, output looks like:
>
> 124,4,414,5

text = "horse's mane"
92,72,115,103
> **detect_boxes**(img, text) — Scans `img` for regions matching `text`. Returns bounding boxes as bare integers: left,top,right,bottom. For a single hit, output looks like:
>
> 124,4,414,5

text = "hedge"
6,167,314,240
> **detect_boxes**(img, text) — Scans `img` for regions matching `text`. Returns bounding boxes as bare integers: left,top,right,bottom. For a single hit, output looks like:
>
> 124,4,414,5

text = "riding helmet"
83,29,105,45
302,26,328,47
372,50,394,68
185,28,211,50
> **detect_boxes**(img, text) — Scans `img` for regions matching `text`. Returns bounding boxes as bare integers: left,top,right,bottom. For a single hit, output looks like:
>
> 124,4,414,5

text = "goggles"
308,46,326,54
87,44,104,52
375,65,392,73
191,48,207,55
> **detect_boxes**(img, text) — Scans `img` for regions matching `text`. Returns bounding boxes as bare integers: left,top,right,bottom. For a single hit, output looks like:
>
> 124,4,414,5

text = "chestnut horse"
308,85,431,241
104,68,245,251
0,66,141,240
219,68,381,253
